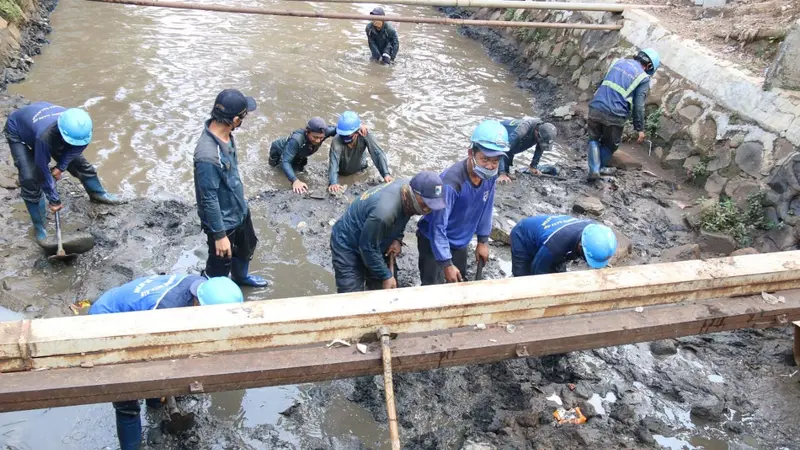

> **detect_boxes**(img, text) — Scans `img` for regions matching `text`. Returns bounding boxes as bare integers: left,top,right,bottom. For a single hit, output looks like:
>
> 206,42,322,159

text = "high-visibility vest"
599,58,649,108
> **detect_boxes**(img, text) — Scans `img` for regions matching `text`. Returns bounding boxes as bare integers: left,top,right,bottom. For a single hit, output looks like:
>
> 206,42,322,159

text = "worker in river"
328,111,393,194
587,48,660,180
366,7,399,64
268,117,368,194
330,171,446,293
193,89,269,288
88,275,244,450
416,120,508,285
510,215,617,276
4,102,124,242
497,117,559,184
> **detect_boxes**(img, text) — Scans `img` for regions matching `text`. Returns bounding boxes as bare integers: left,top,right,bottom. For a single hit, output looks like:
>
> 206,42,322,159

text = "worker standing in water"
366,7,399,64
193,89,269,288
416,120,508,285
4,102,124,242
510,215,617,276
328,111,392,194
330,171,446,293
88,275,244,450
586,48,660,180
268,117,368,194
497,117,559,184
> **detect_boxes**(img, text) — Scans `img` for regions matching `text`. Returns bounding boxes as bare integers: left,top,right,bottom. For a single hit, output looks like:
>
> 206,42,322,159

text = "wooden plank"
0,291,798,412
2,251,800,372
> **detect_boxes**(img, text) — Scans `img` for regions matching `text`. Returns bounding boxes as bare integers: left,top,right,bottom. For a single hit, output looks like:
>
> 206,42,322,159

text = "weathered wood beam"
0,292,797,412
2,251,800,372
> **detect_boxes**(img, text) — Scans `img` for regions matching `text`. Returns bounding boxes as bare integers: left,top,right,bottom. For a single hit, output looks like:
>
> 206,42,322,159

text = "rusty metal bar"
0,292,797,412
274,0,668,12
82,0,623,30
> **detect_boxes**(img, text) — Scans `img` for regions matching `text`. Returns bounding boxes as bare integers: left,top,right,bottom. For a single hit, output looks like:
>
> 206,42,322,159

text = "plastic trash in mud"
761,291,785,305
474,323,487,331
326,339,351,348
553,407,587,425
69,299,92,315
357,343,368,354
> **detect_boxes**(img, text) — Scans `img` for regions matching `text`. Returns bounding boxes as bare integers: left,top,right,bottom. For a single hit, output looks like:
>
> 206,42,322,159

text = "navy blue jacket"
589,58,650,131
272,126,337,182
512,215,593,275
88,274,205,314
193,120,248,239
499,118,550,173
331,180,409,281
366,23,399,60
6,102,87,204
417,160,495,266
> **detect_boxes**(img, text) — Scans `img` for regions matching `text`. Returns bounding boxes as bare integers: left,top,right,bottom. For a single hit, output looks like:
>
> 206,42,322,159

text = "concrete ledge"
622,9,800,146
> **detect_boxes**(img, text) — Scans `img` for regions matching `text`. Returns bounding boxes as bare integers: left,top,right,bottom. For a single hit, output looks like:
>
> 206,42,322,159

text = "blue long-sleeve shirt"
331,180,409,280
88,274,206,314
499,118,550,173
6,102,87,204
417,160,495,266
512,215,592,275
272,126,337,182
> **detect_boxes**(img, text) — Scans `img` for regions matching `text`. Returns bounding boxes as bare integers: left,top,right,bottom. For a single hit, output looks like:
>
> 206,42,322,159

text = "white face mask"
472,156,498,180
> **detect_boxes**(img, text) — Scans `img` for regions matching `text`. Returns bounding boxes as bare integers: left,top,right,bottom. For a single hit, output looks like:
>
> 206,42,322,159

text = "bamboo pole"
377,326,401,450
2,251,800,372
83,0,623,30
275,0,668,12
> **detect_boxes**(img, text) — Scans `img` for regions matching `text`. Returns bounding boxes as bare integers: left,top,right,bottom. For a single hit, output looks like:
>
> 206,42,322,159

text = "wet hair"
211,109,236,126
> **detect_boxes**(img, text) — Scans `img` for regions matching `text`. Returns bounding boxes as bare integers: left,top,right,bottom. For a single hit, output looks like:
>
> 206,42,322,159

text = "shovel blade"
163,412,196,434
38,233,95,256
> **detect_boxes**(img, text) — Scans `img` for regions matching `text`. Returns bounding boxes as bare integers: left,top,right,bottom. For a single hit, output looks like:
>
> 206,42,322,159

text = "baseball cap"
306,117,327,133
212,89,257,119
410,171,446,211
370,7,386,15
538,123,558,146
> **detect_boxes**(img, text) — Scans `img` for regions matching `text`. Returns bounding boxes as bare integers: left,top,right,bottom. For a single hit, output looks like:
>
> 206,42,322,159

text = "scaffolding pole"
273,0,667,13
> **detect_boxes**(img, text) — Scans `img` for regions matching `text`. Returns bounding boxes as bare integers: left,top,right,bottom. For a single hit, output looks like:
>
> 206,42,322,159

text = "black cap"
370,7,385,15
213,89,257,119
410,171,446,211
306,117,327,133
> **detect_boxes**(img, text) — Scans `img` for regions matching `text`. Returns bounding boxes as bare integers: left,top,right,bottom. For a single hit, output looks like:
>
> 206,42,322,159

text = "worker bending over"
510,215,617,276
328,111,392,194
88,275,244,450
417,120,508,285
587,48,660,180
268,117,367,194
194,89,268,287
366,7,399,64
497,118,558,184
4,102,123,242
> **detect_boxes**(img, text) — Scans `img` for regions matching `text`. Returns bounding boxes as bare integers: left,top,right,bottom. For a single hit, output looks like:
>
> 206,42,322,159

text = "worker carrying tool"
586,48,660,181
88,275,244,450
497,118,558,184
4,102,124,242
268,117,368,194
194,89,269,288
510,215,617,276
330,171,446,293
366,7,399,64
417,120,507,285
328,111,392,194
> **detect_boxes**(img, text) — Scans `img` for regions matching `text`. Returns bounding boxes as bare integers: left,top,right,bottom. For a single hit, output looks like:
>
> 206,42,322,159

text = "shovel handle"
476,259,485,281
54,210,66,256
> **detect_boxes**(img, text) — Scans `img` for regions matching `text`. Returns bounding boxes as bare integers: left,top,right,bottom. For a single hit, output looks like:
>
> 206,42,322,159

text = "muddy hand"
444,265,463,283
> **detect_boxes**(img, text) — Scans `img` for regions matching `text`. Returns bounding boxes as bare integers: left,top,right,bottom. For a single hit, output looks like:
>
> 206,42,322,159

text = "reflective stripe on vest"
601,59,649,106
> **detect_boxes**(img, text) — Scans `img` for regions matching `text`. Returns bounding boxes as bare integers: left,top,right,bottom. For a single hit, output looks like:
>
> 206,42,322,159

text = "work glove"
382,53,391,64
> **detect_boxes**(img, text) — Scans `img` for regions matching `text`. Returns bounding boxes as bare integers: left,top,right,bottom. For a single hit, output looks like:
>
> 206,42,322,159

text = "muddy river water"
0,0,571,448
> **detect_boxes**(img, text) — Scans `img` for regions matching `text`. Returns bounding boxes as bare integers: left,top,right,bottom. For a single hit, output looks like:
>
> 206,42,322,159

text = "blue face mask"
472,156,498,180
341,133,356,144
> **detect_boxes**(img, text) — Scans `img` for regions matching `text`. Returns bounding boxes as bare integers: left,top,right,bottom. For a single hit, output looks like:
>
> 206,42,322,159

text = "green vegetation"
645,107,662,138
700,191,775,246
690,155,712,185
0,0,23,23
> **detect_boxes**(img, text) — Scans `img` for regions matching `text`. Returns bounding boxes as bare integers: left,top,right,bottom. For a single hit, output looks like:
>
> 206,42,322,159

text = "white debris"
357,343,368,354
546,393,563,406
326,339,351,348
707,374,725,383
761,291,785,305
474,323,487,330
505,324,517,334
635,307,644,313
488,339,498,343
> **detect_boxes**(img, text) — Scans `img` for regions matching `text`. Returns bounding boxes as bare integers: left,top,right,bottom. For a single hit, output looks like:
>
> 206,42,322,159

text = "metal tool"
476,259,486,281
377,326,401,450
47,211,78,262
163,396,195,434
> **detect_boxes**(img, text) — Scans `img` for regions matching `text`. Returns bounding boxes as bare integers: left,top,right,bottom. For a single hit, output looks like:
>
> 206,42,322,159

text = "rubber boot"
538,164,559,176
231,258,270,288
587,141,601,181
25,198,47,242
81,176,125,205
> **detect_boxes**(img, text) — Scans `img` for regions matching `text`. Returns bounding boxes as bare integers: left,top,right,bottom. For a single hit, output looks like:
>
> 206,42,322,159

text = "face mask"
408,188,427,215
472,156,498,180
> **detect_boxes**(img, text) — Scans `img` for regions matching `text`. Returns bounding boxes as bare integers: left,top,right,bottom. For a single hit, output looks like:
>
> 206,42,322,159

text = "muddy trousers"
6,138,98,204
510,228,537,277
416,232,468,286
586,109,625,168
268,143,309,173
204,211,258,279
330,239,397,293
113,399,161,450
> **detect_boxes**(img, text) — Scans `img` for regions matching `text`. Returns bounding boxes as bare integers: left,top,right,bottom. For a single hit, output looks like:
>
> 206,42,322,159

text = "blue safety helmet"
638,48,661,76
470,120,509,157
581,224,617,269
57,108,93,147
336,111,361,136
193,277,244,306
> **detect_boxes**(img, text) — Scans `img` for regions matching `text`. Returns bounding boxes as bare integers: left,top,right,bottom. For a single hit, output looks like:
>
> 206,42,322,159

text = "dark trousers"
268,143,308,173
587,109,625,163
331,239,398,293
112,398,161,450
416,231,468,286
510,227,536,277
5,127,97,204
204,211,258,278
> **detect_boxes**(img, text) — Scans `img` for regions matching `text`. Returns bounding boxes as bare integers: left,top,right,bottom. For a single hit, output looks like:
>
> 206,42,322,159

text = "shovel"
162,396,196,434
39,210,95,259
475,259,485,281
47,211,78,262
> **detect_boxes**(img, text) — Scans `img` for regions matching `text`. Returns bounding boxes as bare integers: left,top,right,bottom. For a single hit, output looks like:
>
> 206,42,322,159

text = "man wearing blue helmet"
586,48,660,181
417,120,507,285
510,215,617,276
328,111,392,194
88,274,244,450
4,101,124,243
